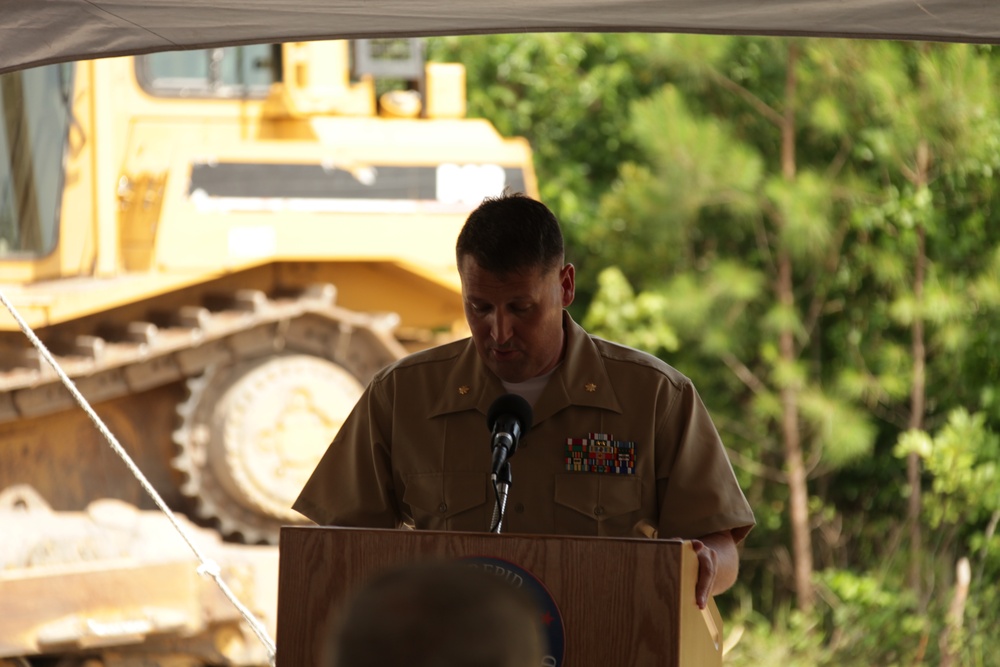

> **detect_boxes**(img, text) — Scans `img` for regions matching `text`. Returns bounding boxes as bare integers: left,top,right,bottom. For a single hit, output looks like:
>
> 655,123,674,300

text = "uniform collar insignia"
428,312,623,423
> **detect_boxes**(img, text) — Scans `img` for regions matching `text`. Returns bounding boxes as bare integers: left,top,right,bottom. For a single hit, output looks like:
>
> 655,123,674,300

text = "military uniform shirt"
293,312,755,543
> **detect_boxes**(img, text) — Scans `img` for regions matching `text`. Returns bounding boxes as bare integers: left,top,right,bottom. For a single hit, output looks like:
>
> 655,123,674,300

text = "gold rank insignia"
458,385,471,395
585,382,597,392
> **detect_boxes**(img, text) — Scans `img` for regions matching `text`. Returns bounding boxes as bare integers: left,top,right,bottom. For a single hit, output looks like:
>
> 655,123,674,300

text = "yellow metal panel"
425,62,466,119
92,60,122,276
290,262,465,333
0,270,232,330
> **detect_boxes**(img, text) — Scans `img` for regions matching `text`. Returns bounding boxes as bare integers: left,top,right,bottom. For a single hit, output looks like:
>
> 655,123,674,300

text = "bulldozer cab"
0,62,73,261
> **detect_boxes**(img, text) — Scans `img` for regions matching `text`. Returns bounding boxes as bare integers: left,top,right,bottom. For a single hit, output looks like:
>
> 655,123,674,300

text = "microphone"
486,394,533,481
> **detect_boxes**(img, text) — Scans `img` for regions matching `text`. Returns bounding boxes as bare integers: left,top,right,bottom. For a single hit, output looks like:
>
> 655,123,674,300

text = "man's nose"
491,311,513,344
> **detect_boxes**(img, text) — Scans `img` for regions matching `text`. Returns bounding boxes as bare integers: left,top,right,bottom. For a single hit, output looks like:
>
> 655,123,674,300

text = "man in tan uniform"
294,193,755,609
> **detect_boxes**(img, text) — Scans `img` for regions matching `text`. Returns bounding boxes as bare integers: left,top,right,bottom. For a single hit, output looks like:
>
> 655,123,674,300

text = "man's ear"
560,263,576,307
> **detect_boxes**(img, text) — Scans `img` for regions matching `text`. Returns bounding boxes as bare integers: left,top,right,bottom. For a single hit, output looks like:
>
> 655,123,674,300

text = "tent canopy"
2,0,1000,75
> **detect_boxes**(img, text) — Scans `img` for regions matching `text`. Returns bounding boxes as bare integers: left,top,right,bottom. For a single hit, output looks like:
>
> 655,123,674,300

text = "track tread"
0,285,405,424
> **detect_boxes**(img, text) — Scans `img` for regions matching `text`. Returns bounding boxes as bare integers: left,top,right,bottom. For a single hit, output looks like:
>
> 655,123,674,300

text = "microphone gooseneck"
486,394,533,534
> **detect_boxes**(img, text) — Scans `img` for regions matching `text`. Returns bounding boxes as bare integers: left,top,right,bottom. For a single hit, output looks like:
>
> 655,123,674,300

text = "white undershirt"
501,367,557,407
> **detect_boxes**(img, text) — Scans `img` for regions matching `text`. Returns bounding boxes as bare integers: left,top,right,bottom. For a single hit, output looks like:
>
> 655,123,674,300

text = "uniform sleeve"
292,374,401,528
655,379,755,544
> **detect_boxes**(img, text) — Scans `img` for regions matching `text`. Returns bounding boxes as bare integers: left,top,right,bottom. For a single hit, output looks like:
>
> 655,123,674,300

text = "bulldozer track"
0,284,405,425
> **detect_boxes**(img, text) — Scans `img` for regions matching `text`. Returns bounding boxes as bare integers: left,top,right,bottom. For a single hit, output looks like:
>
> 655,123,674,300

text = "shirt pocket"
554,474,643,537
402,472,491,532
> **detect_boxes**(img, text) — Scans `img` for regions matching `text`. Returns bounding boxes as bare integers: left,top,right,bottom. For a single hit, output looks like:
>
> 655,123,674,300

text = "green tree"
842,42,999,601
585,36,880,614
427,33,683,299
895,410,1000,664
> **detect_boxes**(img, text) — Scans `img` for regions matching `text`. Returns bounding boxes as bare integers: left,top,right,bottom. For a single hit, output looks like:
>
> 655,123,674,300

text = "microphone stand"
489,461,512,534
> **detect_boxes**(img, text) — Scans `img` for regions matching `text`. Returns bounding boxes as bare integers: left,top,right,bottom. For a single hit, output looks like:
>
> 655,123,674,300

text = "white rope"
0,287,277,666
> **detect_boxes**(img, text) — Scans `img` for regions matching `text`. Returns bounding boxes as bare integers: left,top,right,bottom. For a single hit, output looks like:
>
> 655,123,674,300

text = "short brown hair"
456,192,564,275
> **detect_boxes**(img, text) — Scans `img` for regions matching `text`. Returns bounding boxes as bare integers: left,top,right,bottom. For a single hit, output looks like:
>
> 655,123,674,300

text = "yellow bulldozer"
0,38,536,665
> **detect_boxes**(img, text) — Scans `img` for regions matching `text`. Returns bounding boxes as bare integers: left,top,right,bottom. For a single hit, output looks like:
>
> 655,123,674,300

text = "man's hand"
690,530,739,609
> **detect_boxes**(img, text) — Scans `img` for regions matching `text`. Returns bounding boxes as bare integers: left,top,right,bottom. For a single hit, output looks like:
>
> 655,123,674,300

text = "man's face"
459,255,575,383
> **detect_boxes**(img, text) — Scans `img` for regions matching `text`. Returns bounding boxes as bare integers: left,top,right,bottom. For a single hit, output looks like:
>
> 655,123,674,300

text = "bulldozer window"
0,63,73,259
136,44,279,98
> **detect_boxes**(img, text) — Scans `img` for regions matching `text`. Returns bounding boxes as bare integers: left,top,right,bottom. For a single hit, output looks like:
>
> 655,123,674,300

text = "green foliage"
426,33,680,230
579,84,763,289
890,411,1000,664
814,569,925,665
629,86,763,219
971,246,1000,307
895,409,1000,528
660,262,766,355
797,389,876,467
765,171,834,261
760,303,805,342
724,604,830,666
582,267,680,356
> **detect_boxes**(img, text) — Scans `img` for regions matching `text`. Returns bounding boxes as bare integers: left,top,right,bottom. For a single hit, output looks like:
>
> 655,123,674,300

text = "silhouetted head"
325,560,547,667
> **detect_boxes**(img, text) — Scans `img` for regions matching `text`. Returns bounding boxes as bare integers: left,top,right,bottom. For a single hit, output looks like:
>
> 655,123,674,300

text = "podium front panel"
277,526,721,667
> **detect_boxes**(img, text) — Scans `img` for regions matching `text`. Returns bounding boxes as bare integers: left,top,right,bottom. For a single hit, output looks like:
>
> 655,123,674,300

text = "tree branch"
825,134,853,180
707,68,786,129
721,351,767,394
802,218,850,341
726,446,787,483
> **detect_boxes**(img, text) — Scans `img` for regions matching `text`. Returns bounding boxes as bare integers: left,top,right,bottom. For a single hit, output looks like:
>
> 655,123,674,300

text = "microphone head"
487,394,534,433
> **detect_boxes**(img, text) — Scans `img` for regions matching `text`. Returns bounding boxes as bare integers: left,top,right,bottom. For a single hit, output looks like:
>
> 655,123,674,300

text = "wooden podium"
276,526,722,667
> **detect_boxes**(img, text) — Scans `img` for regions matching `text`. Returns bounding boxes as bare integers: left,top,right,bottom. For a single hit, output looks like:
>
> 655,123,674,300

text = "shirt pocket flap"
554,474,642,520
403,472,489,519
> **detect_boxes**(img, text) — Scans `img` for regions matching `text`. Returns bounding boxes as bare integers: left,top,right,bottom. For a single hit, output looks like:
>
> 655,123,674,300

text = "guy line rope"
0,287,277,667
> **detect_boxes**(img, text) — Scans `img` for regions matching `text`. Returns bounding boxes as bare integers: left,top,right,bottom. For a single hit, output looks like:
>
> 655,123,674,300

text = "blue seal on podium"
460,556,565,667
